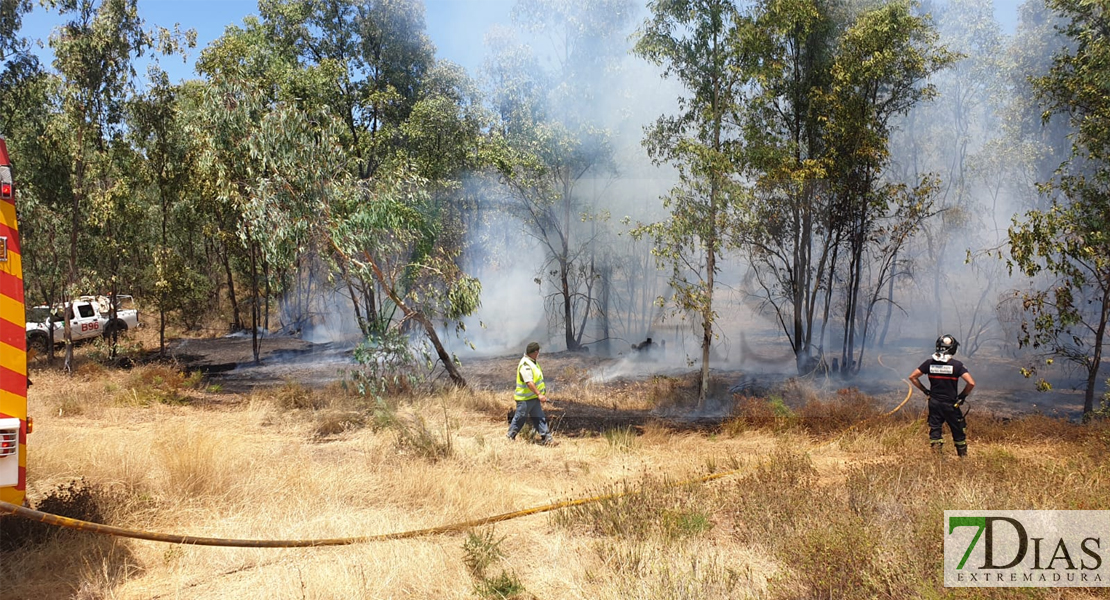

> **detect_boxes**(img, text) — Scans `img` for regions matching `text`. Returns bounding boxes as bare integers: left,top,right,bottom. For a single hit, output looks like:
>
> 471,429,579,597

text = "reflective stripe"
514,356,545,402
930,439,944,445
954,441,968,446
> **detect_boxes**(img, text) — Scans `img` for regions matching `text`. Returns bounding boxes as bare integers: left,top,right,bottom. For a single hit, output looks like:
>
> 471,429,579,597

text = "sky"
17,0,1025,85
18,0,517,83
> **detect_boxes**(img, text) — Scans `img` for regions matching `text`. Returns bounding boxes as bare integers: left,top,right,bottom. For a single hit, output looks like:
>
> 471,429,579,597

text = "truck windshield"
26,307,51,323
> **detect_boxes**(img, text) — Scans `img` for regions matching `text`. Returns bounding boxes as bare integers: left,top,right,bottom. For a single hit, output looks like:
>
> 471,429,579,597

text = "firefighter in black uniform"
908,335,976,457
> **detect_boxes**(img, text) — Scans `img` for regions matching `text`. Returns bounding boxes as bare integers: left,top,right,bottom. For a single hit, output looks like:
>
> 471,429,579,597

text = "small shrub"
118,365,191,405
347,329,427,400
313,410,366,438
155,427,237,498
551,476,715,542
0,479,106,551
647,376,682,407
660,508,713,538
726,449,818,543
55,392,86,417
473,570,526,600
394,414,452,461
796,388,879,436
783,513,877,600
462,529,505,578
725,395,796,433
273,381,329,411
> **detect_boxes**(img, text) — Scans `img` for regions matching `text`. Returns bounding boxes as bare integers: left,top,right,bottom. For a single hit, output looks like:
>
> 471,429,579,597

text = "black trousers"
928,397,967,445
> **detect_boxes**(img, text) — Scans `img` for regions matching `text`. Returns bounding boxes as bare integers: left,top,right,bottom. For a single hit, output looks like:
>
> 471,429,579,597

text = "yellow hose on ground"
1,357,922,548
0,467,745,548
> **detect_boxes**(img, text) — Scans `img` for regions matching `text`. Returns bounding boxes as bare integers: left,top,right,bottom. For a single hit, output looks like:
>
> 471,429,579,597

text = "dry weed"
10,362,1110,600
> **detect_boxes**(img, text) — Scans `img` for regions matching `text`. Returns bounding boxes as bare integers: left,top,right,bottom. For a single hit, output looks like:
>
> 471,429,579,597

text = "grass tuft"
602,425,638,451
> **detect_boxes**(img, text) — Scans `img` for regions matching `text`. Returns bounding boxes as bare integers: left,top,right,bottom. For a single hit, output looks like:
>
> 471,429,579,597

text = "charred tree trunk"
878,248,897,348
224,244,242,331
248,232,261,365
561,256,576,350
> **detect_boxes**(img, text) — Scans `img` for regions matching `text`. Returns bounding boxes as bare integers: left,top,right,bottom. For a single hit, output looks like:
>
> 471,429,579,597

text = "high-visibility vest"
514,356,545,402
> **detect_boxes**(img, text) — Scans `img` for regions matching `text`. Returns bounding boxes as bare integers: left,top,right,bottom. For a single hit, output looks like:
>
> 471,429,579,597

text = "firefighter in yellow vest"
507,342,553,444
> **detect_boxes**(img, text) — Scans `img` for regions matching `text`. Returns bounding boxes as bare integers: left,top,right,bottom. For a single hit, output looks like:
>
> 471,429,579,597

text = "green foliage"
473,570,526,600
149,249,214,330
1096,381,1110,419
462,529,507,578
348,327,428,401
1007,0,1110,416
632,0,747,406
733,0,951,372
115,365,205,406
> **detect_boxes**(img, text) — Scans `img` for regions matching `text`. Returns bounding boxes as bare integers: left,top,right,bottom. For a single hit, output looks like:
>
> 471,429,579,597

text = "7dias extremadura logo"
945,511,1109,587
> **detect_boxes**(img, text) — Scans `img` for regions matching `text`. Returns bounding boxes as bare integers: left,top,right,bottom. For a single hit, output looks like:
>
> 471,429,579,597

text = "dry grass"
4,358,1110,600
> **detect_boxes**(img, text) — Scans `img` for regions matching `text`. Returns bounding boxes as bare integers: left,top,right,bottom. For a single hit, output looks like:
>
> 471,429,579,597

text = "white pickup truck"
26,295,140,354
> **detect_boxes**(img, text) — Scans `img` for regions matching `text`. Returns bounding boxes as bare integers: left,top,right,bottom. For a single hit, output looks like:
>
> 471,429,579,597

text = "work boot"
956,443,968,458
930,440,944,455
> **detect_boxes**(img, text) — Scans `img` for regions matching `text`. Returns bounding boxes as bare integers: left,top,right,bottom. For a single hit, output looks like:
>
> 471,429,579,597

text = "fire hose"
808,355,914,451
0,467,746,548
1,360,921,548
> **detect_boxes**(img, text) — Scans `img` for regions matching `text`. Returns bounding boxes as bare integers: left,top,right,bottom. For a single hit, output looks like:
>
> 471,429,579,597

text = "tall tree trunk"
933,237,945,334
561,257,575,350
224,244,242,331
339,262,367,337
599,263,610,356
263,258,271,333
248,234,261,364
1083,285,1109,417
878,248,897,348
700,242,715,410
159,176,168,354
64,154,85,374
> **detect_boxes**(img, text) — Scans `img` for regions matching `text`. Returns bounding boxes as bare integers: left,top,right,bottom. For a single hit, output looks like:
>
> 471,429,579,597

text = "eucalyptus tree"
731,0,839,373
47,0,152,371
822,1,954,374
129,69,206,354
1008,0,1110,418
237,101,480,387
0,54,72,360
235,0,439,336
259,0,435,180
994,0,1072,215
195,12,312,359
0,0,32,60
488,0,632,352
633,0,747,408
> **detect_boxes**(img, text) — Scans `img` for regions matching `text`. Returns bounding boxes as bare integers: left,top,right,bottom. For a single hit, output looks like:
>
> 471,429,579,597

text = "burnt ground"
164,334,1106,433
163,335,725,434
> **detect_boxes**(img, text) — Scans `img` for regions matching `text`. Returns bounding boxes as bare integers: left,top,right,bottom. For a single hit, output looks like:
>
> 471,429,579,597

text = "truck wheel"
104,321,129,339
27,333,49,360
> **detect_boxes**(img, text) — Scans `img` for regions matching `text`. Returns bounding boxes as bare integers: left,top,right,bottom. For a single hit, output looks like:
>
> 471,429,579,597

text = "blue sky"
17,0,1025,84
19,0,517,82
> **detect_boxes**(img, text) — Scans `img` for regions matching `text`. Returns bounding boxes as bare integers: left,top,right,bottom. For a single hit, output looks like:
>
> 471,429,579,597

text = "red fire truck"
0,136,29,507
